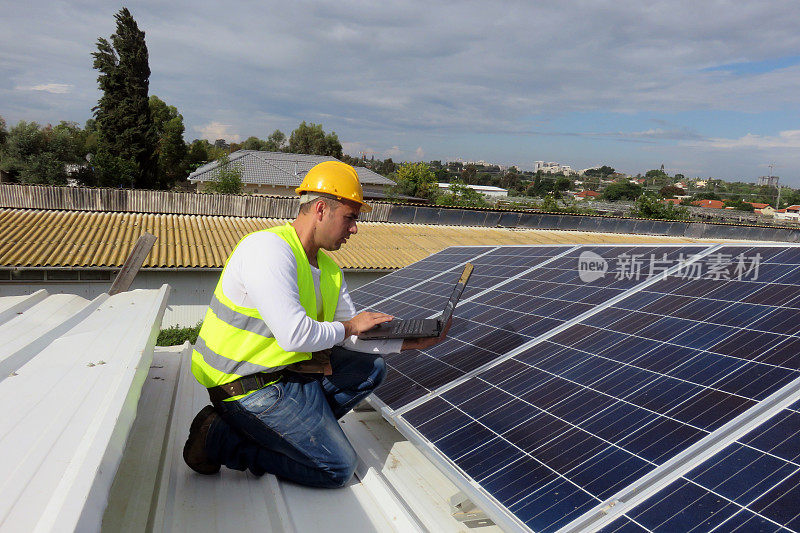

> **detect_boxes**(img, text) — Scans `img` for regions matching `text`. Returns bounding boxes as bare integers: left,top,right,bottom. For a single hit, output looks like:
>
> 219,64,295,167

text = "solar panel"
352,245,710,413
361,244,800,532
599,402,800,532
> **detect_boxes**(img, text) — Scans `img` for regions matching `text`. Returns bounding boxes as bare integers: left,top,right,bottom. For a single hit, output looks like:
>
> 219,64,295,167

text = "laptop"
359,263,474,340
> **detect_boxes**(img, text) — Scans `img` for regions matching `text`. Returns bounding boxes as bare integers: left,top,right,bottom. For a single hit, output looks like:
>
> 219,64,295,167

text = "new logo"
578,251,608,282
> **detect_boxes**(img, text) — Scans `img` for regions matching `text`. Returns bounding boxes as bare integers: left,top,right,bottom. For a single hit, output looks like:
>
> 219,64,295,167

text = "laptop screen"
439,263,474,324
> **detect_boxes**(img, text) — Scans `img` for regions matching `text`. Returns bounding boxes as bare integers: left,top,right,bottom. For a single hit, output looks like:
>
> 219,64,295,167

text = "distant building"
533,161,576,175
573,190,601,200
188,150,395,198
758,175,780,187
437,183,508,198
692,199,725,209
774,208,800,221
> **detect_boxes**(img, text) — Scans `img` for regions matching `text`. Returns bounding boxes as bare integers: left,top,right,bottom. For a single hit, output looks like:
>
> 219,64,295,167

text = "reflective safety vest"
191,223,342,388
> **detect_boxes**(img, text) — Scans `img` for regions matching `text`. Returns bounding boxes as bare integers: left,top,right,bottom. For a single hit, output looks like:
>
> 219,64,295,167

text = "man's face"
319,199,359,251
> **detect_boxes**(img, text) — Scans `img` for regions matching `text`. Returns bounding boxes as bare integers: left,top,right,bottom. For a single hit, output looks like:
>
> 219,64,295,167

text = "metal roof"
102,344,482,532
0,208,704,271
0,290,457,532
188,150,395,187
0,287,170,531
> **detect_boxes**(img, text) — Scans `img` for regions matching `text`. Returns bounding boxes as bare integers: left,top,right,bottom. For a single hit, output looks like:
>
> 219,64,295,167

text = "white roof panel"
0,287,169,532
104,345,501,532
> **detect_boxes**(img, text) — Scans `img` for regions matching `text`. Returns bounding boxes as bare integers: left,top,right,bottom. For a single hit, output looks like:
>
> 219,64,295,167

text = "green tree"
602,182,642,201
91,149,138,187
583,165,615,178
659,185,685,198
691,191,721,201
460,164,477,184
781,189,800,208
186,139,212,170
205,154,243,194
630,195,690,220
287,122,341,158
436,180,487,207
266,129,286,151
241,136,267,151
723,199,755,211
540,195,560,211
392,162,437,199
500,170,521,191
554,176,572,194
377,158,396,176
0,121,89,185
149,95,187,188
0,116,7,149
92,7,159,188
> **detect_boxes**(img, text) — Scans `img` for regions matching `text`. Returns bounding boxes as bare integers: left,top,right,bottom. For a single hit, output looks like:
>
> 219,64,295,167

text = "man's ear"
314,198,327,220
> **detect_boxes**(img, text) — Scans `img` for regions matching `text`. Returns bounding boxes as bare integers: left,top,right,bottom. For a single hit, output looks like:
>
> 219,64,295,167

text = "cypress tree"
92,7,158,188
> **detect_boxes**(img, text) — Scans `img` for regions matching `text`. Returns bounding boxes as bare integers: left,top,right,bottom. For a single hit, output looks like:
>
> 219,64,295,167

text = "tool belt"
207,370,283,404
287,349,332,375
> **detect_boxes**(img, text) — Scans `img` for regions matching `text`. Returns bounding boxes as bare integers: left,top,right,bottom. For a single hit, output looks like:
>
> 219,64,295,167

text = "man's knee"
320,446,357,488
325,460,357,488
370,355,387,387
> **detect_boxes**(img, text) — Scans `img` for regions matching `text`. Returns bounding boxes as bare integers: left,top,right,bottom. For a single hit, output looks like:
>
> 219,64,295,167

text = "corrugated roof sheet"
0,208,703,270
188,150,394,187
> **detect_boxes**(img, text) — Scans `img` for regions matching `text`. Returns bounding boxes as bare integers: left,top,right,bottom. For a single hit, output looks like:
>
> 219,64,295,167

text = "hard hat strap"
298,191,342,206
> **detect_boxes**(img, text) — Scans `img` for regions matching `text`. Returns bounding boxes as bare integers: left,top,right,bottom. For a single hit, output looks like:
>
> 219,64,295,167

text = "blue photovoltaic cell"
366,245,709,411
349,246,492,309
359,245,571,409
401,245,800,532
601,407,800,532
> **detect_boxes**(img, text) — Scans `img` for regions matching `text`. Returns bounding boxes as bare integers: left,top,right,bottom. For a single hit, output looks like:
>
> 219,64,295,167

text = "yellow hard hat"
296,161,372,212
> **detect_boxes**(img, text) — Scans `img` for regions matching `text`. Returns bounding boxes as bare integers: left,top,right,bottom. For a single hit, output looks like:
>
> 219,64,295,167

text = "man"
184,160,449,488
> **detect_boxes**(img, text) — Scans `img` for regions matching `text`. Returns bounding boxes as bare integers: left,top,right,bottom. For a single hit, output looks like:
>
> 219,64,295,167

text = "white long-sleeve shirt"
220,230,403,354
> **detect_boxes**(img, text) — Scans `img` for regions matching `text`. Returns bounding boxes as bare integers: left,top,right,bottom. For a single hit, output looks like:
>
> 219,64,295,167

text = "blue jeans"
205,347,386,488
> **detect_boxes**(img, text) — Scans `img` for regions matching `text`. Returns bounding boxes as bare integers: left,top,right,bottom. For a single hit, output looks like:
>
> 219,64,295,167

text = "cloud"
626,128,704,141
688,130,800,150
384,146,403,158
17,83,73,94
414,146,425,159
5,1,800,180
195,121,241,143
340,141,373,157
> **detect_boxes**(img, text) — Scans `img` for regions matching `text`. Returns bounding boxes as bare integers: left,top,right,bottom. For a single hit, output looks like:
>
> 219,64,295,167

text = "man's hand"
401,318,452,351
342,311,394,337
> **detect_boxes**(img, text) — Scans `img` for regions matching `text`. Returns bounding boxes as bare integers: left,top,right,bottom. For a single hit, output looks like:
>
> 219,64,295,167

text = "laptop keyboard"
393,319,425,335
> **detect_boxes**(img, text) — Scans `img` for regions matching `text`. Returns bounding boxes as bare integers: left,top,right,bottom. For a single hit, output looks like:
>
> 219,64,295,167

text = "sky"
3,1,800,184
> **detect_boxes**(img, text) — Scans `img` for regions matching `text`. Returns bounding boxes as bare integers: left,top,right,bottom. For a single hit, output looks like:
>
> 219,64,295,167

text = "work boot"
183,405,221,475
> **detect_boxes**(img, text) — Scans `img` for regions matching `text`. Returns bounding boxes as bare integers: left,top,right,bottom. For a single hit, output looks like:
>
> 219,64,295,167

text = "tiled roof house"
188,151,395,198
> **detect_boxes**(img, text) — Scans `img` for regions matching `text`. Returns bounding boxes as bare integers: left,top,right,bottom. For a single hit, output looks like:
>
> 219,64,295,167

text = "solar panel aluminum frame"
387,243,723,419
372,243,734,531
557,375,800,533
392,411,534,532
